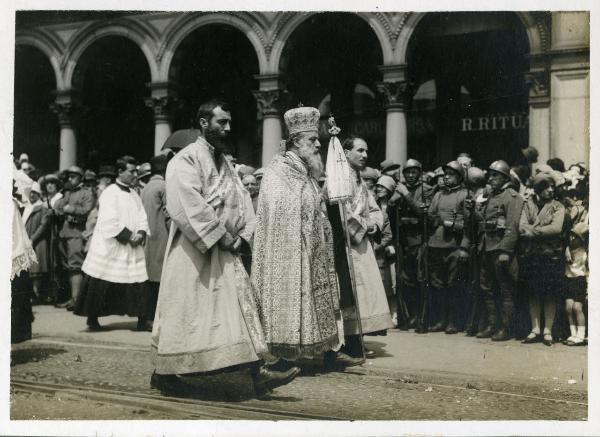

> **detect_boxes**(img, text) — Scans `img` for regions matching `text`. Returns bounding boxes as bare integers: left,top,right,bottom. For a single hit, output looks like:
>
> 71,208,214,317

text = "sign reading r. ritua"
461,112,529,132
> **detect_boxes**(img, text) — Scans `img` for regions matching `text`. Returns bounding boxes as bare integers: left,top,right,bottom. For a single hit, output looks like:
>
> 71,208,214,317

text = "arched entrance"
169,24,259,165
280,13,385,165
73,36,153,168
13,45,59,171
406,12,530,168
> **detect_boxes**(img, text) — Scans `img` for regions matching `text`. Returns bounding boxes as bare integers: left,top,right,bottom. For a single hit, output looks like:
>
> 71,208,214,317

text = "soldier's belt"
399,217,420,226
479,221,498,232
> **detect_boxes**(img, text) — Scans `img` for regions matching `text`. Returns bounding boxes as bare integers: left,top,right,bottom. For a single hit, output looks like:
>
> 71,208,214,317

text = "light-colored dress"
82,183,149,284
151,138,267,375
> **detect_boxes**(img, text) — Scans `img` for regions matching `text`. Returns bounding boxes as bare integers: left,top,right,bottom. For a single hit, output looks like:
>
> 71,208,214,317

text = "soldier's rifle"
394,204,410,329
463,171,480,334
417,170,431,332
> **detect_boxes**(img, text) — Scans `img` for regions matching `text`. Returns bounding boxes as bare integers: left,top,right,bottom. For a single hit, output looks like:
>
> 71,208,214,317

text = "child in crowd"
563,220,588,346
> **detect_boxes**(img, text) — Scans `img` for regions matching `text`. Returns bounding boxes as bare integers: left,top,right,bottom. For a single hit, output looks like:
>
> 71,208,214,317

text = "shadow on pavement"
10,346,67,366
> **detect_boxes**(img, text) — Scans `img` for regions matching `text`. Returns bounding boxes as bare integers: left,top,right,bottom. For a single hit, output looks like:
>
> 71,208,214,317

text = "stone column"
376,80,412,166
253,74,284,168
51,90,78,171
549,12,590,166
525,65,551,170
146,82,176,155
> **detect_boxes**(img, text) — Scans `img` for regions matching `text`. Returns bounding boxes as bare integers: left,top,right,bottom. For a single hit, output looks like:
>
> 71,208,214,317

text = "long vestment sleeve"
136,196,150,236
166,155,227,254
346,189,383,245
239,191,256,247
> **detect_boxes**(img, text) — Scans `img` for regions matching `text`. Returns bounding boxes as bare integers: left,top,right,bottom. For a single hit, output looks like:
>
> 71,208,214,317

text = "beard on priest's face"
293,133,324,178
205,126,232,156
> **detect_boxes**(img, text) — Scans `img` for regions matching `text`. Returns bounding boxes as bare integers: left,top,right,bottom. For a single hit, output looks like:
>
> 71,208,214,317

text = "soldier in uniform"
389,159,433,332
54,166,95,310
426,161,470,334
467,160,524,341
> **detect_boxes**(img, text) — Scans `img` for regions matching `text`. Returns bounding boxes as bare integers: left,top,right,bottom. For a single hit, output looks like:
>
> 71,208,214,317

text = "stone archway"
167,23,261,165
395,11,546,65
13,45,60,171
72,35,154,167
63,21,159,90
278,12,386,165
404,12,533,168
158,13,268,80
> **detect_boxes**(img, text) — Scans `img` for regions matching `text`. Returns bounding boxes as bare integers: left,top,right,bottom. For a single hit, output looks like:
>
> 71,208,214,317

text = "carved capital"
524,68,550,101
145,96,176,122
376,81,413,110
252,89,284,117
50,101,77,127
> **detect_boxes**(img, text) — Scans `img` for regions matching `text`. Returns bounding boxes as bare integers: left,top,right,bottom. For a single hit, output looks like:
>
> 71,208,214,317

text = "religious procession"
8,10,591,424
11,99,589,403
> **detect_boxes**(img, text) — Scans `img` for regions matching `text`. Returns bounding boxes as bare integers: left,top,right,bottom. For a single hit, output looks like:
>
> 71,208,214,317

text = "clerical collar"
115,179,130,192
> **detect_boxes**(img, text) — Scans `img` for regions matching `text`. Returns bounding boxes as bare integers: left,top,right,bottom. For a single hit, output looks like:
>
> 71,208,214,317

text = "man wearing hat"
426,161,470,334
252,105,358,368
137,162,152,191
468,160,524,341
380,159,401,182
150,99,299,398
98,165,117,191
388,158,433,331
140,155,170,331
54,165,95,310
83,170,98,195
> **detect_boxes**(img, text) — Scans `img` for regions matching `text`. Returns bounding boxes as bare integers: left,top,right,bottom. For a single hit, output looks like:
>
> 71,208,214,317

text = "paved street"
10,305,588,420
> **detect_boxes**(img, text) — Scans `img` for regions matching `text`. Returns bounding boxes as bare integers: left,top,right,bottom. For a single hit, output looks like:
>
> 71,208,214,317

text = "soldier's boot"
464,295,478,336
445,288,458,334
492,297,514,342
476,296,497,339
429,289,446,332
414,288,429,334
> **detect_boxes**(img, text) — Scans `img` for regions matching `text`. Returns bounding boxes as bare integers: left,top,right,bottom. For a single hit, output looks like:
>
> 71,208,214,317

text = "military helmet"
488,160,510,178
403,159,422,173
443,160,465,180
67,165,84,176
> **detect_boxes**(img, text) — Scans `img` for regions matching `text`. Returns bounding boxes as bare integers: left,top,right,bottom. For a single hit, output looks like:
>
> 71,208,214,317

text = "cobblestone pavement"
10,339,587,420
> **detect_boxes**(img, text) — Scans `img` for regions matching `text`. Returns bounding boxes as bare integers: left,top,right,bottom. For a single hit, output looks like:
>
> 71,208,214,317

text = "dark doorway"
281,13,384,166
13,45,59,172
73,36,153,169
407,12,530,170
169,24,259,166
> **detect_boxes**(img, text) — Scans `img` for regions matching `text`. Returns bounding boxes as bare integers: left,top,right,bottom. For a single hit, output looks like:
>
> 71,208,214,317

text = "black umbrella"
162,129,202,151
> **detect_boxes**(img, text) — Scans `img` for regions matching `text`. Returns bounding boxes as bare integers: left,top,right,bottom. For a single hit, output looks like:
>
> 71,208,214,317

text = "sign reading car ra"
461,112,528,132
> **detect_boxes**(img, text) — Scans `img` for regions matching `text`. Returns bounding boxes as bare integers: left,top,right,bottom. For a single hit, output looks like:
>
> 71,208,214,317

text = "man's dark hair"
196,99,231,127
342,136,361,151
547,158,565,173
116,155,138,172
150,155,169,175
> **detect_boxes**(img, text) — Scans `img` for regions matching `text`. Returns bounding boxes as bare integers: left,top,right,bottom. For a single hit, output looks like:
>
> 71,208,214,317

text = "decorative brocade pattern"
252,154,340,360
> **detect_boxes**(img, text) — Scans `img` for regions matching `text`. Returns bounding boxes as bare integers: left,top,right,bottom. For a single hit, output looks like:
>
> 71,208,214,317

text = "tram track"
13,336,587,419
11,378,347,420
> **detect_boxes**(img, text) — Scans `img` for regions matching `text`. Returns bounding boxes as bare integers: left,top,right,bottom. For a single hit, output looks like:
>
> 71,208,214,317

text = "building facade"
14,11,589,171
